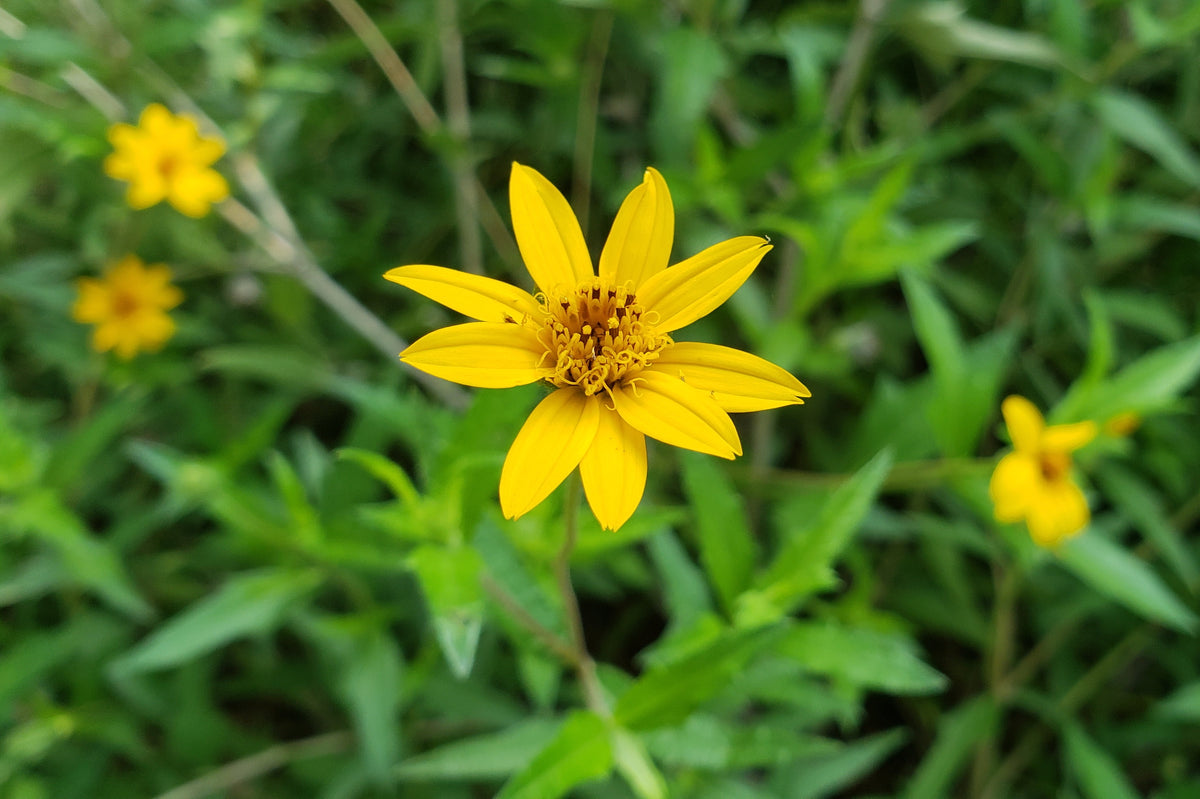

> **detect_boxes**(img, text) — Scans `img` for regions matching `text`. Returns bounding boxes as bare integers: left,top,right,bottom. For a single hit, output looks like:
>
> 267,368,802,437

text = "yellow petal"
598,167,673,291
651,341,810,413
103,151,136,181
509,162,594,293
499,389,600,519
1041,420,1097,454
1001,395,1043,453
1026,478,1089,547
92,321,121,354
191,135,226,167
138,103,174,136
400,322,551,388
167,167,229,218
637,236,771,333
114,330,141,360
611,370,741,459
132,312,176,350
72,279,111,323
107,122,139,151
384,264,541,323
988,452,1040,523
580,408,647,531
126,173,168,210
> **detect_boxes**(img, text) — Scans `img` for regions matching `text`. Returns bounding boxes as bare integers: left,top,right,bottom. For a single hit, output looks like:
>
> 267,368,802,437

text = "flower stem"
556,473,609,716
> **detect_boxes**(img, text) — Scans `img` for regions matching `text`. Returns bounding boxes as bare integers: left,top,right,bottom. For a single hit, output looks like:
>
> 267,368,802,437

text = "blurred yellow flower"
73,255,183,360
989,395,1097,547
387,163,810,530
104,103,229,218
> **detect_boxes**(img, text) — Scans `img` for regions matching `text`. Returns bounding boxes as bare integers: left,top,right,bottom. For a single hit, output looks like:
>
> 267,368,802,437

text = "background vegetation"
3,0,1200,797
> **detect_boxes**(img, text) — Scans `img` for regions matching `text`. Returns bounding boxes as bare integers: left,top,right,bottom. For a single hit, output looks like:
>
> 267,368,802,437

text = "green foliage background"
3,0,1200,797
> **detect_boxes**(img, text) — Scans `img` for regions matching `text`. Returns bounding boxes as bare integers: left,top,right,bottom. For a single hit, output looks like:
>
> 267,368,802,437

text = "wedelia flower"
989,395,1097,547
73,255,183,359
387,164,810,530
104,103,229,218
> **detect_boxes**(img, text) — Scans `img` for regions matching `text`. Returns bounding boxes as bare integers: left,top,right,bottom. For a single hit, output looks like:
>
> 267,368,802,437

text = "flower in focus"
73,255,183,360
387,163,810,530
989,395,1097,547
104,103,229,218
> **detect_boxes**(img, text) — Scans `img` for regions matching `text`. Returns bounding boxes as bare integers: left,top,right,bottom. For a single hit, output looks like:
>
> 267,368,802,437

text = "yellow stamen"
536,279,671,396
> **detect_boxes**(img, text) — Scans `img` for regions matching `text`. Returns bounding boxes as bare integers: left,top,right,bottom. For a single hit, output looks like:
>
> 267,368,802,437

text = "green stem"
556,473,609,716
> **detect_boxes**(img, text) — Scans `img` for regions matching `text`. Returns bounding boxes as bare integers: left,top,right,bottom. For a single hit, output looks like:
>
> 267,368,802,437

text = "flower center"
112,289,139,319
537,279,671,396
1039,451,1070,482
157,154,180,178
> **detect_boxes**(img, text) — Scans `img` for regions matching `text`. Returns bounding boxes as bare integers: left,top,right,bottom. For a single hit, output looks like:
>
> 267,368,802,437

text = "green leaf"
1057,532,1197,633
1152,681,1200,723
338,629,404,786
680,452,757,613
395,719,559,781
266,451,321,547
496,711,613,799
1064,723,1142,799
1094,464,1197,590
739,450,893,624
0,408,42,493
1058,335,1200,424
111,569,320,674
787,729,909,799
1094,90,1200,188
780,621,948,696
902,697,998,798
615,626,781,731
336,447,421,508
1079,291,1115,390
902,272,1016,456
645,714,839,770
1113,195,1200,242
42,391,144,492
646,529,712,632
652,28,728,163
1,490,152,621
408,544,486,679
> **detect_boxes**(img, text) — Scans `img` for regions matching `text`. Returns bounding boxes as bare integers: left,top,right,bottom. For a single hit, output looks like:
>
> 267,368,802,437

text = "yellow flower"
73,255,183,360
387,164,810,530
103,103,229,218
989,395,1097,547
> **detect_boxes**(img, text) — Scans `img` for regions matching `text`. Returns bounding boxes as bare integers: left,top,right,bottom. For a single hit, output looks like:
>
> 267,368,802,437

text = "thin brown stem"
970,563,1020,796
0,66,68,107
825,0,892,129
995,613,1081,701
436,0,483,275
571,10,614,232
481,574,579,667
151,731,352,799
324,0,439,133
556,474,609,716
978,627,1156,799
322,0,520,273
